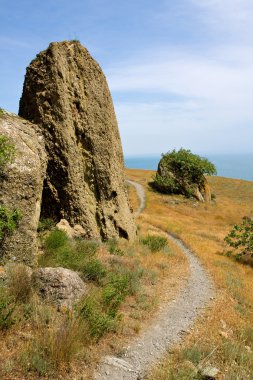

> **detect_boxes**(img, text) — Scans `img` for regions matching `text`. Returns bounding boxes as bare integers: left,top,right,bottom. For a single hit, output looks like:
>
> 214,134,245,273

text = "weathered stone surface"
0,112,47,265
19,40,136,241
198,366,220,379
32,267,87,308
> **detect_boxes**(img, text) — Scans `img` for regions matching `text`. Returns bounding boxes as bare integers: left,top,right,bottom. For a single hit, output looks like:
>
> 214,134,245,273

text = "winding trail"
127,180,146,217
94,181,215,380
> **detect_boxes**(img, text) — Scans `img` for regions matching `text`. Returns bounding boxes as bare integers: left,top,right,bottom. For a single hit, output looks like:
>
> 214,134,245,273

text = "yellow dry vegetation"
0,171,188,379
126,168,253,379
0,167,252,379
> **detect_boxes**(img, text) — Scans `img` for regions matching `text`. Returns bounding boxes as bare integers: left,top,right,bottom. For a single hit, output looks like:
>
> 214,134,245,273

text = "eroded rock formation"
19,40,136,240
0,112,47,265
32,267,87,308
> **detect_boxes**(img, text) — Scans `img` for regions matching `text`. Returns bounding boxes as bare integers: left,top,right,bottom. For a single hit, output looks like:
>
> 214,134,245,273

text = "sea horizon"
124,153,253,182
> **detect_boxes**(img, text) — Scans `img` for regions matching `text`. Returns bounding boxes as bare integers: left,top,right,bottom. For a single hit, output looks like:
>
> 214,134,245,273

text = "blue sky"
1,0,253,156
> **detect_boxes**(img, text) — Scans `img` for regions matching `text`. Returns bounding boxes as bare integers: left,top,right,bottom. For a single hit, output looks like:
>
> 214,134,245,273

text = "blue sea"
125,154,253,182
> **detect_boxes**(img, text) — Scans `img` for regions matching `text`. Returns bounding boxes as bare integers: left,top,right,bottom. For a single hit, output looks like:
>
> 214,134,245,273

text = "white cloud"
104,0,253,155
191,0,253,38
106,42,253,155
116,99,252,156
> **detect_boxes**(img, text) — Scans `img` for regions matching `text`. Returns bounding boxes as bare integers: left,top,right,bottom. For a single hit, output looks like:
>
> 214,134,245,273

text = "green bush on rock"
152,148,216,200
0,206,22,241
0,134,15,173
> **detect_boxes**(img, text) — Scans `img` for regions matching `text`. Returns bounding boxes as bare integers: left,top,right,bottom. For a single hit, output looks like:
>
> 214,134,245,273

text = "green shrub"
40,230,103,282
141,235,168,252
0,206,22,241
79,295,114,339
0,134,15,172
44,229,69,251
79,264,143,338
82,259,107,283
152,148,216,197
102,273,130,317
75,239,99,257
41,231,99,265
107,238,124,256
224,218,253,258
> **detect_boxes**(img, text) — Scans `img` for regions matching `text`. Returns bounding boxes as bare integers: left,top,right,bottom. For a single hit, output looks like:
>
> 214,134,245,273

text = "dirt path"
127,180,146,217
94,181,215,380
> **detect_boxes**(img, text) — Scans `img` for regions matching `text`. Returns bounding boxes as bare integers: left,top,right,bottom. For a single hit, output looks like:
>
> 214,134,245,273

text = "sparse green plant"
0,134,15,172
82,259,107,283
40,230,105,282
0,206,22,241
180,345,208,365
0,287,16,330
75,239,99,257
37,218,55,232
102,273,130,317
79,294,115,339
107,238,124,256
20,344,51,377
222,340,252,367
41,231,99,268
224,217,253,259
78,262,143,338
44,229,69,251
141,235,168,252
239,326,253,345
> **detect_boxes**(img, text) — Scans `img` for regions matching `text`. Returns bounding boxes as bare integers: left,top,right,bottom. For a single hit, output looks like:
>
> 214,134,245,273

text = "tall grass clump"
6,264,32,303
21,313,88,375
107,238,124,256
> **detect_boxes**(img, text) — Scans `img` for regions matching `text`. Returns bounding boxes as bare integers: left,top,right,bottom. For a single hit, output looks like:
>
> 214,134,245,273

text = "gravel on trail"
94,181,215,380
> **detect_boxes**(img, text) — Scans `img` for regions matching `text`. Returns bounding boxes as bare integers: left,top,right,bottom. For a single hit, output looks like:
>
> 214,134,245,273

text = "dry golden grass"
0,183,188,379
126,168,253,379
1,169,251,379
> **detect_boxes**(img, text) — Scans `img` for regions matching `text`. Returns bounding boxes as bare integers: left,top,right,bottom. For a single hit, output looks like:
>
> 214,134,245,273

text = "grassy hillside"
126,169,253,379
0,169,252,379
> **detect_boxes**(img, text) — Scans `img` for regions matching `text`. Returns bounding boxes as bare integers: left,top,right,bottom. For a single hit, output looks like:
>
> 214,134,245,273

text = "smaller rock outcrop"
0,112,47,265
56,219,86,239
153,149,216,202
32,267,87,308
